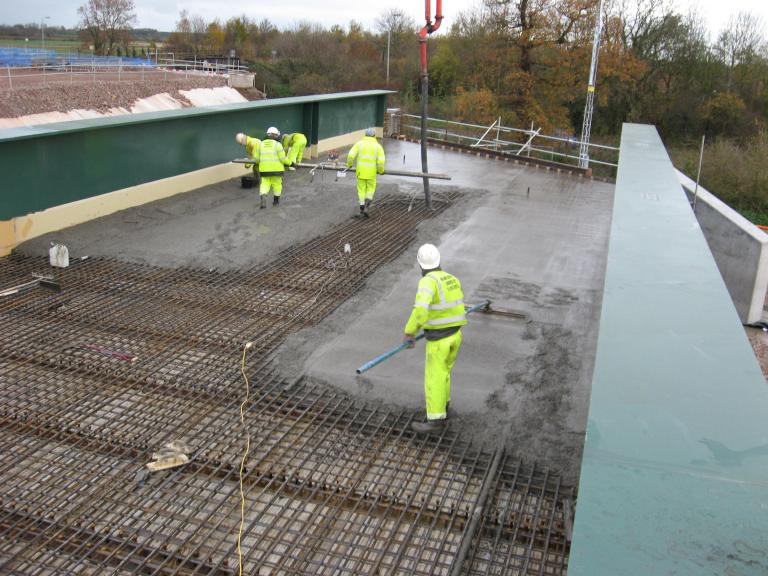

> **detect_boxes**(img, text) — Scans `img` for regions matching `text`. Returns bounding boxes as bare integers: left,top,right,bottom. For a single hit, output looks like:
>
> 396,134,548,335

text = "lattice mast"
579,0,605,170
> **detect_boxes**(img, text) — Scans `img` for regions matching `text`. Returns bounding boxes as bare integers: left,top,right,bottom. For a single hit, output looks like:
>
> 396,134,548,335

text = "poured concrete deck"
301,140,615,480
18,139,615,482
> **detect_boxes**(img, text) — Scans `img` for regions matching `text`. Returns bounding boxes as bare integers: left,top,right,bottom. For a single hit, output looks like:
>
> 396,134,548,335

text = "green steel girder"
0,91,392,220
569,123,768,575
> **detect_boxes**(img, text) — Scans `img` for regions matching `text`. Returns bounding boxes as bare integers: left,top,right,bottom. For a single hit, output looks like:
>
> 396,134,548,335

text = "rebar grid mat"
0,195,573,575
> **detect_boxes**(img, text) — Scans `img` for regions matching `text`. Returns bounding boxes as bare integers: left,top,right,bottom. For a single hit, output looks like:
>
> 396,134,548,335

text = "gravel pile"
0,77,261,119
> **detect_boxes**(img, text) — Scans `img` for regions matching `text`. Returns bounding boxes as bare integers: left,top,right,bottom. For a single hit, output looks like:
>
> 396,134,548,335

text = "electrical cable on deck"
234,241,348,572
237,341,253,575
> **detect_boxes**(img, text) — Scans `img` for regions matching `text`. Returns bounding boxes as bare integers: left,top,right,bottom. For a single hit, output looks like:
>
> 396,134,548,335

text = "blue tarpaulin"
0,48,154,67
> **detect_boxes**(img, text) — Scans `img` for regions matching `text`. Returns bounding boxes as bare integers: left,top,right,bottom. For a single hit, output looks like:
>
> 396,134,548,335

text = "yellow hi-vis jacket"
245,136,261,158
346,136,385,180
404,270,467,335
254,138,290,176
244,137,261,169
282,132,307,149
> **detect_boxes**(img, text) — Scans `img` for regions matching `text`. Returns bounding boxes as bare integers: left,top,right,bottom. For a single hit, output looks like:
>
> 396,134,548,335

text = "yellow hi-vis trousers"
424,330,462,420
260,175,283,197
357,178,376,205
287,139,307,165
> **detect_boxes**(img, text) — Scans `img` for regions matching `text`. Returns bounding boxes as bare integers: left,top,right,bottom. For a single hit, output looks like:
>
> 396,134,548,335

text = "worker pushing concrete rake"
232,158,451,181
231,157,451,219
356,243,531,434
233,128,449,217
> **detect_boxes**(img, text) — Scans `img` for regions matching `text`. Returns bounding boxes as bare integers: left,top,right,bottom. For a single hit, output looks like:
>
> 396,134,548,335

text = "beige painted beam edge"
0,161,250,257
0,221,14,257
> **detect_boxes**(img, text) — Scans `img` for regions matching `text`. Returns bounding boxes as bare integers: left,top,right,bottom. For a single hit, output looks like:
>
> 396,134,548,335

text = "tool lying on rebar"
232,158,451,180
0,273,60,297
356,300,492,374
146,440,191,472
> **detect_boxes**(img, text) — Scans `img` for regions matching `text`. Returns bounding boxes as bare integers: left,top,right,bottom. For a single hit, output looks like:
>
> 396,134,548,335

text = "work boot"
273,196,280,206
411,418,447,434
260,195,266,210
359,205,365,218
363,199,371,218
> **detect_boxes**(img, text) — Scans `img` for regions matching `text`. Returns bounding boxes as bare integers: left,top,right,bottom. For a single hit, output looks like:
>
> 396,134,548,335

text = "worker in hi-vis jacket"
282,132,308,169
346,127,385,218
253,126,292,209
403,243,467,434
236,132,261,187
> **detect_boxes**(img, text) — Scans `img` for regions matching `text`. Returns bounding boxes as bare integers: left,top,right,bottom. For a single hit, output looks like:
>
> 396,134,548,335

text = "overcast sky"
5,0,768,39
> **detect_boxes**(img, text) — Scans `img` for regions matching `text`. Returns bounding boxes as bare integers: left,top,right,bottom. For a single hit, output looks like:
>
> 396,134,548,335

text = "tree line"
163,0,768,217
0,23,165,43
160,1,767,144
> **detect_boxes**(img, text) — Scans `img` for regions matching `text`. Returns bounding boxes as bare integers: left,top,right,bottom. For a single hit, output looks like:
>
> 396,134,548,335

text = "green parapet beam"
568,123,768,574
0,90,393,220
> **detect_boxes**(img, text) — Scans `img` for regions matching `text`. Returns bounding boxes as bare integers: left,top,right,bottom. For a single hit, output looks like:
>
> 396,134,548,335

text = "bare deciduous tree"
77,0,137,55
190,14,207,52
375,8,418,37
375,8,419,60
715,12,765,90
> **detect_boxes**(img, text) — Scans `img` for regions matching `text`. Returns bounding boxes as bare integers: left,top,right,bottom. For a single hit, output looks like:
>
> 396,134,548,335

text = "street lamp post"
41,16,50,55
386,29,391,86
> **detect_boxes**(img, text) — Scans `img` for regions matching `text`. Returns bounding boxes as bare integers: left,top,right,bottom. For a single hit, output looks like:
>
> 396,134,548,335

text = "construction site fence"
157,55,248,74
0,47,153,68
0,62,242,91
0,47,248,74
396,113,619,173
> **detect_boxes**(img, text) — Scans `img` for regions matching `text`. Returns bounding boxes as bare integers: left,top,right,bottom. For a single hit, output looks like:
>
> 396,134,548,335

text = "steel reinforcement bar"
0,194,573,575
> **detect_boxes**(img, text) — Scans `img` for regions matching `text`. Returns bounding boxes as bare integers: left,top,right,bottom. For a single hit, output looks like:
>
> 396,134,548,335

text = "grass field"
0,38,82,50
0,38,159,51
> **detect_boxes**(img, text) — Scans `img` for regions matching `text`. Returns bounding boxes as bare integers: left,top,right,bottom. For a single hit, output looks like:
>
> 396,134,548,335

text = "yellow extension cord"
234,239,350,573
237,342,253,576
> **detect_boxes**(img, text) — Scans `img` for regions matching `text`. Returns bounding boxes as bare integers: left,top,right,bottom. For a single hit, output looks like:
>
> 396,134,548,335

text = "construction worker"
403,244,466,434
282,132,307,170
253,126,292,209
346,127,385,218
236,132,261,188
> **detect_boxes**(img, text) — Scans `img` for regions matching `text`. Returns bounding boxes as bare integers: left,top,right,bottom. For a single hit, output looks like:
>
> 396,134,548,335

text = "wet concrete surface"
18,168,408,270
18,140,614,482
293,140,615,482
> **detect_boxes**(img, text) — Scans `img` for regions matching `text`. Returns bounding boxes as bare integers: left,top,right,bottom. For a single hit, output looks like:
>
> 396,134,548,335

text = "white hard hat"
267,126,280,137
417,243,440,270
365,127,376,137
235,133,246,145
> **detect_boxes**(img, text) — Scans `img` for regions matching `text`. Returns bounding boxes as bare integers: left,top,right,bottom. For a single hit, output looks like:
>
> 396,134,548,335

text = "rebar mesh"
0,195,573,575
